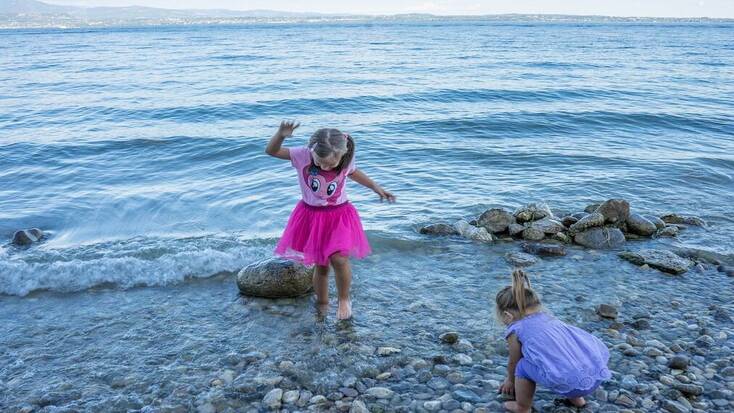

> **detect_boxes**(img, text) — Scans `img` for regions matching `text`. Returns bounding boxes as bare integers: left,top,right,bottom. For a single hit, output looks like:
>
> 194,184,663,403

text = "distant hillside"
1,0,730,29
0,0,332,19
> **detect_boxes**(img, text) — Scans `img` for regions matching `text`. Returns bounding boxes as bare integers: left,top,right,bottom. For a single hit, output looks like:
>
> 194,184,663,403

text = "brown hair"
495,269,541,318
308,128,355,172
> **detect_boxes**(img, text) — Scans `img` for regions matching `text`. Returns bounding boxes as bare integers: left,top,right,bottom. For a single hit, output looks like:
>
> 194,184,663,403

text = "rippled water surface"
1,20,733,412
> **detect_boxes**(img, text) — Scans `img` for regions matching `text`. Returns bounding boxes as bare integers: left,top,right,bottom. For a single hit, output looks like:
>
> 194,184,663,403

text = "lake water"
1,19,733,412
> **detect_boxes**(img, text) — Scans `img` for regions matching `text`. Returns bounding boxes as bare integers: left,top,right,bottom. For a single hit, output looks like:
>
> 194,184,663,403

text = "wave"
0,230,430,297
0,87,665,128
0,234,269,297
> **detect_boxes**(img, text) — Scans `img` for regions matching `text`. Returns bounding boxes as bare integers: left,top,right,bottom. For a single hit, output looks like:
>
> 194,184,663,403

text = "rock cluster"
419,199,719,275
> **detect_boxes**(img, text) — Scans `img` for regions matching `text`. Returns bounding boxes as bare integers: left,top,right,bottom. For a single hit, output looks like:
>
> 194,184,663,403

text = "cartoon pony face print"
302,163,345,204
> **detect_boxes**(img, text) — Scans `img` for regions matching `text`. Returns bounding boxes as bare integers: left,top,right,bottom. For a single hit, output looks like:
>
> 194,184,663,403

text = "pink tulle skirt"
275,200,371,267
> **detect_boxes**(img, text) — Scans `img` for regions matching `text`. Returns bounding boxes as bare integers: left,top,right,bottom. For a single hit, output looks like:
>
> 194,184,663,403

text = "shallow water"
1,19,734,412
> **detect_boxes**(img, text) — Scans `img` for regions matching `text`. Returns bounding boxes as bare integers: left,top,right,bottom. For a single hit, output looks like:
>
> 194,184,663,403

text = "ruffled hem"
275,201,371,267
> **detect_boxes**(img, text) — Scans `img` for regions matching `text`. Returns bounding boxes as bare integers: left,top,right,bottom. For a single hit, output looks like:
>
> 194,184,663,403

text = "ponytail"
496,268,540,319
512,269,532,316
338,133,355,173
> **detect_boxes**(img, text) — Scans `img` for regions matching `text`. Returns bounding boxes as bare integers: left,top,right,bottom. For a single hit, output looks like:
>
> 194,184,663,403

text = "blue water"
1,20,734,412
2,21,733,295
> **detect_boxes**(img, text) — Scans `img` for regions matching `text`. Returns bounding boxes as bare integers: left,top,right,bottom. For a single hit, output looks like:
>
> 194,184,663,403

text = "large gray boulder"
618,249,692,275
569,212,605,233
12,228,44,246
237,258,313,298
521,227,545,241
594,199,630,224
527,217,565,234
476,208,515,233
513,202,553,223
574,227,626,249
626,213,657,237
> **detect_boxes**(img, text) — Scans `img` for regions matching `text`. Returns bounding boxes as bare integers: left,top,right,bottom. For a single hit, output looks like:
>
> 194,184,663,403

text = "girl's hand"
277,120,300,138
374,186,396,203
499,378,515,395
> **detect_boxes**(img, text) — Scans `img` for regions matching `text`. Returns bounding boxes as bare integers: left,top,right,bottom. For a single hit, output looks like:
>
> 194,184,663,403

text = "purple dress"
505,312,611,397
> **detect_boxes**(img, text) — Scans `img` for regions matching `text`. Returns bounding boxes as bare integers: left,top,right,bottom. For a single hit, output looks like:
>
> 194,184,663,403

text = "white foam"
0,237,268,296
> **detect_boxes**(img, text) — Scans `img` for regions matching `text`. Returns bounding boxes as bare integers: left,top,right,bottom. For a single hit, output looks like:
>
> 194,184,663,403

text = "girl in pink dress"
266,121,395,320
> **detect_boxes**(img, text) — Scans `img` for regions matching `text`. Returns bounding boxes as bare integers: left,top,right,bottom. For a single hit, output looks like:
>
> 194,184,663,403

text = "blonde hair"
308,128,355,172
495,269,541,318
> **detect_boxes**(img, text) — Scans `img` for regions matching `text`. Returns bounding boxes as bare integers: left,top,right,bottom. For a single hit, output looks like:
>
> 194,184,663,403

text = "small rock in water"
618,249,692,274
569,212,605,232
552,232,571,243
508,223,525,236
262,388,283,409
656,226,680,238
596,304,618,319
350,400,369,413
454,220,495,242
717,265,734,277
505,251,539,267
12,228,44,246
574,227,626,249
660,213,706,227
376,347,401,356
365,387,394,399
672,383,704,396
439,332,459,344
521,227,545,241
595,199,631,224
626,213,657,236
646,215,666,229
476,208,516,233
420,223,460,235
561,215,579,227
513,202,553,223
237,258,313,298
282,390,300,404
668,355,690,370
663,399,691,413
521,242,566,256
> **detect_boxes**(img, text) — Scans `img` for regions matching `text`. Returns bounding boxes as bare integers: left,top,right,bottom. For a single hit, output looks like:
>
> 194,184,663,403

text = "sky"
42,1,734,18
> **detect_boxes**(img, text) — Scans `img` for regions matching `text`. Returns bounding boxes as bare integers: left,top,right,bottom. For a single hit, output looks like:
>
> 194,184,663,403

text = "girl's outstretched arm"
348,169,396,203
265,120,300,160
499,333,522,395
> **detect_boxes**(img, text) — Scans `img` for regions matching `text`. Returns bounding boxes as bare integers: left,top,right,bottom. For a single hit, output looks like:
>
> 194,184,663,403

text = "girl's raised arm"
265,120,300,160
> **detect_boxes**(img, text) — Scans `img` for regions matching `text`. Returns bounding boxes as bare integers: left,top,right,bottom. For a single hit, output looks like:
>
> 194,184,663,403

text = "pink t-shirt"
289,146,356,207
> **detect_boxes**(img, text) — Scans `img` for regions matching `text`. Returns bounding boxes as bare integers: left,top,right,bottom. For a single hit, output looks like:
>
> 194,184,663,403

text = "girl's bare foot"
337,299,352,320
315,301,329,317
568,396,586,407
504,401,531,413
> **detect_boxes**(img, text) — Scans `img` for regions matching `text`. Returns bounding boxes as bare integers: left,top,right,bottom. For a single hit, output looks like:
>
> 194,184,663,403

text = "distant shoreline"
2,14,734,30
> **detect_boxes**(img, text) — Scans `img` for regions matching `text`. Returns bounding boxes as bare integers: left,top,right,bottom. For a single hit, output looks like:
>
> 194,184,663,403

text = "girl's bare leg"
329,253,352,320
313,264,329,314
504,377,535,413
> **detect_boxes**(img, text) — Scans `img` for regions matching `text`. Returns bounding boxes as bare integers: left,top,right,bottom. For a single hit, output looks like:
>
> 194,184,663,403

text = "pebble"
439,331,459,344
376,346,401,356
262,388,283,409
668,355,690,370
365,387,394,399
597,304,618,319
350,400,369,413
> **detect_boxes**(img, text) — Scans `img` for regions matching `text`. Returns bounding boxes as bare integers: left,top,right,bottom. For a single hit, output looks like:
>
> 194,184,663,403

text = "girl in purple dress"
266,121,395,320
496,269,611,412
